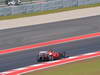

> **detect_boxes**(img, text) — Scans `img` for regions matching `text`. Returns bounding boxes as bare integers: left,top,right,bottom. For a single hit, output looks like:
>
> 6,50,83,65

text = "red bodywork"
48,51,60,59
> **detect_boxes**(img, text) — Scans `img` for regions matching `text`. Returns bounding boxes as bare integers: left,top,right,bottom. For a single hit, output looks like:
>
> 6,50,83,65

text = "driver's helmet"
48,50,54,55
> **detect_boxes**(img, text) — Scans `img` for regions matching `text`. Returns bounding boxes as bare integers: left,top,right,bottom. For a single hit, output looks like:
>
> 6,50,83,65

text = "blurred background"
0,0,50,6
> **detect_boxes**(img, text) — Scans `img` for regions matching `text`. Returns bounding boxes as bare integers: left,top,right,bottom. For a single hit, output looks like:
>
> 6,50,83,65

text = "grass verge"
22,56,100,75
0,3,100,20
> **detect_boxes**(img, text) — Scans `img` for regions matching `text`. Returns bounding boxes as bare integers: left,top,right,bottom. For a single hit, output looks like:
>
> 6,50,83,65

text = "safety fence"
0,0,100,16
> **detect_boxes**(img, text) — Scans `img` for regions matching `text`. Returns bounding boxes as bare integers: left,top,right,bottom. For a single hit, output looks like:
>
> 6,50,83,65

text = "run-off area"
0,37,100,72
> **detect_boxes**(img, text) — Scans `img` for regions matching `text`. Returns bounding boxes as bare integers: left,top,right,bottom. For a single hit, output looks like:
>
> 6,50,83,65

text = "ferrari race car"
37,50,69,62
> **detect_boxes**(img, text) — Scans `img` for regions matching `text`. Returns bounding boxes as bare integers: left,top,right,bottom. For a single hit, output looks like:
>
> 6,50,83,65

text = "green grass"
23,56,100,75
0,3,100,20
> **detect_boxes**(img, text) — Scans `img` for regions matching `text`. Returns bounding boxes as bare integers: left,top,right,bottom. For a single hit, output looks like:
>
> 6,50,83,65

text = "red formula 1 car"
37,50,68,62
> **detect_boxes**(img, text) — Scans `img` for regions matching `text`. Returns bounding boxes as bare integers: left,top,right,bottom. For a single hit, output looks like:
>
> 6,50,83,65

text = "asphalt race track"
0,37,100,72
0,15,100,72
0,15,100,49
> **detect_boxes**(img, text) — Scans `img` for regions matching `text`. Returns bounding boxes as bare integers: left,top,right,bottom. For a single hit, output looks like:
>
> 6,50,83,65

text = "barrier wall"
0,0,100,16
0,7,11,16
78,0,100,6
